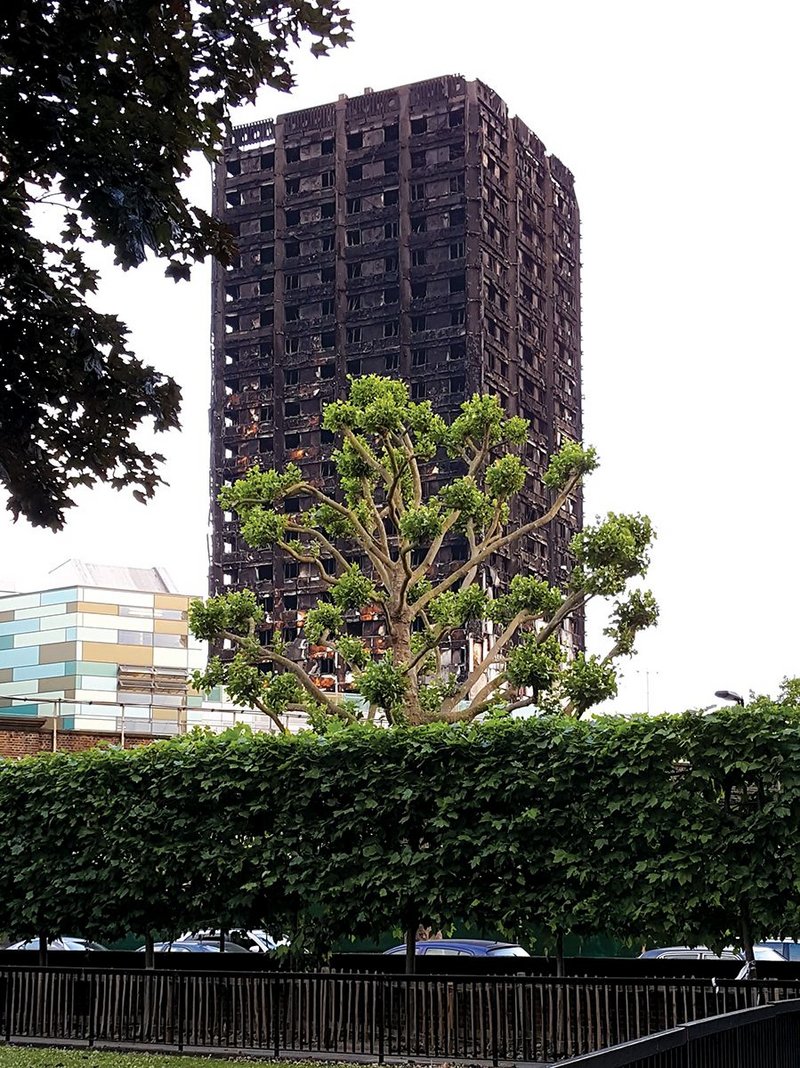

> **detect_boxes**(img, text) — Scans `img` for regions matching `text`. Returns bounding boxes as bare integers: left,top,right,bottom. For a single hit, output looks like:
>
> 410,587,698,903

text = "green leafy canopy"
191,376,656,731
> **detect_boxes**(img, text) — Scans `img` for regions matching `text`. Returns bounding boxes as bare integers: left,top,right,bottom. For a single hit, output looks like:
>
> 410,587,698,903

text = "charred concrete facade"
210,75,583,681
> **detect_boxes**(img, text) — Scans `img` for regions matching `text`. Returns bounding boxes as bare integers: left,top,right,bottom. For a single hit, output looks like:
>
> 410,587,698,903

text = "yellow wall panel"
154,594,190,612
83,642,153,667
154,619,188,635
75,601,119,615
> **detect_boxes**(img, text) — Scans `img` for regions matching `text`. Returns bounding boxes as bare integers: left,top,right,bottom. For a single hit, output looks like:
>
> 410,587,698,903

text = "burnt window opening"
383,188,399,206
347,295,361,311
225,190,241,208
286,337,300,354
384,321,399,338
322,329,335,347
261,246,274,265
412,348,427,367
322,460,336,476
411,182,425,201
261,406,273,422
284,593,298,610
285,369,300,386
322,138,334,155
286,240,300,257
285,178,300,196
450,175,465,193
261,151,274,169
319,362,336,379
286,274,299,290
261,184,274,202
260,215,275,232
284,433,300,448
285,306,300,322
411,215,426,233
385,254,398,271
449,340,466,360
450,539,469,561
285,146,300,163
411,314,426,332
320,299,335,316
411,116,428,135
346,230,361,246
449,375,466,393
347,262,362,279
411,150,426,168
451,309,466,326
284,561,299,579
259,279,274,296
411,381,426,399
412,249,426,267
257,564,273,582
260,373,273,389
347,357,362,374
259,436,273,453
321,202,335,219
384,123,399,142
384,156,399,174
450,241,465,259
347,131,363,150
449,109,464,128
321,265,335,283
383,287,399,304
384,221,399,239
285,209,300,226
321,235,335,252
449,141,464,160
321,170,335,188
284,627,299,642
448,207,465,226
226,159,241,176
385,351,399,370
449,274,466,293
284,401,300,417
347,164,362,181
411,281,427,299
321,429,335,444
347,327,362,344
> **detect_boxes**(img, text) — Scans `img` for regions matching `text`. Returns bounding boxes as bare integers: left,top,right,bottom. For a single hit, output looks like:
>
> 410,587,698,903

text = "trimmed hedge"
1,700,799,949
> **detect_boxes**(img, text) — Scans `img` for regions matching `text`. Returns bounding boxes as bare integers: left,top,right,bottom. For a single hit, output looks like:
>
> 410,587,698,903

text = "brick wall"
0,723,171,759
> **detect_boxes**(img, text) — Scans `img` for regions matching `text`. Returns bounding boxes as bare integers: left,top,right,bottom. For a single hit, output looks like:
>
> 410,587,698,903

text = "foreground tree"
0,0,352,527
191,376,657,730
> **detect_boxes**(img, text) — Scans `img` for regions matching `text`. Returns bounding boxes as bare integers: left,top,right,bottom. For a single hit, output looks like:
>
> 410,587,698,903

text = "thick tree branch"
413,472,582,616
221,629,355,723
446,609,533,711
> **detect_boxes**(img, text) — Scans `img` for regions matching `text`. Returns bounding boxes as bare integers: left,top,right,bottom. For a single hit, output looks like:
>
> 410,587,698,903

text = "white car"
178,929,288,953
7,936,107,951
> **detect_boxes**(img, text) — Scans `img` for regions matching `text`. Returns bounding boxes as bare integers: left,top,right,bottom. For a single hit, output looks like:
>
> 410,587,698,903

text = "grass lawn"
0,1050,348,1068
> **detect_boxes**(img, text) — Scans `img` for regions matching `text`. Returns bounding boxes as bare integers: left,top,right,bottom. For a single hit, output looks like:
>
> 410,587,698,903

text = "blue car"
384,939,529,957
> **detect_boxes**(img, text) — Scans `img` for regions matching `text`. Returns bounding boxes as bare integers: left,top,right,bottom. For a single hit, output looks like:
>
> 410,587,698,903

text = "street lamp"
714,689,745,706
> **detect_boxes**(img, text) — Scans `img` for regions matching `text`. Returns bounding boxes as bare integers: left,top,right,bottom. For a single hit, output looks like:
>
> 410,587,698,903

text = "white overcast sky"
2,0,798,714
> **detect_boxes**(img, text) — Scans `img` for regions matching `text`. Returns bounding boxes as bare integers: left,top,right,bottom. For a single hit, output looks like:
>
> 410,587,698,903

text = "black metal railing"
558,999,800,1066
2,968,800,1063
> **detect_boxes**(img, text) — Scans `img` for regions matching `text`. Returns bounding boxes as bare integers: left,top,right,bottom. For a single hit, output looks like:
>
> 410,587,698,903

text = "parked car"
137,940,250,953
6,936,108,951
179,929,288,953
384,939,529,957
760,940,800,962
639,945,785,961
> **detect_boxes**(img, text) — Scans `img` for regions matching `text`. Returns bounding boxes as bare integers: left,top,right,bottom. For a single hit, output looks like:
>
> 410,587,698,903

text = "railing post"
490,979,499,1068
377,975,385,1064
4,970,12,1043
273,976,280,1059
88,971,95,1047
177,972,184,1052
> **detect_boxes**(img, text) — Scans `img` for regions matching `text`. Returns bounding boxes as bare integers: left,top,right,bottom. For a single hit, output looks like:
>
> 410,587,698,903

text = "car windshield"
488,946,529,956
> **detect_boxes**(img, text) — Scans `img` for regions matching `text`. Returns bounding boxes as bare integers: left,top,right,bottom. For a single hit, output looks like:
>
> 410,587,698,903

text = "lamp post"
714,689,745,706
